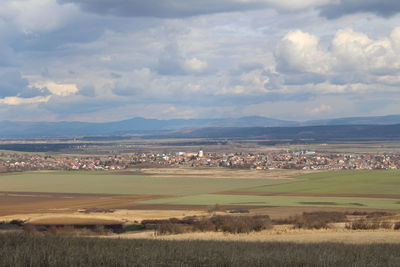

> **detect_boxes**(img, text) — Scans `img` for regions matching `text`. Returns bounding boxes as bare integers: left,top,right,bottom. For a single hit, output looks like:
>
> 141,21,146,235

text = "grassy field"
243,170,400,195
141,170,400,210
140,194,400,209
1,170,400,211
0,171,283,196
1,233,400,266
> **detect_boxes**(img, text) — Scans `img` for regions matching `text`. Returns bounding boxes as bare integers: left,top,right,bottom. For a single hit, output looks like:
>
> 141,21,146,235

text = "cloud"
275,30,332,74
33,81,79,96
60,0,335,18
319,0,400,19
275,27,400,87
183,58,208,73
0,95,50,105
1,0,400,121
3,0,78,34
307,104,333,114
112,68,152,96
0,71,51,98
156,44,208,75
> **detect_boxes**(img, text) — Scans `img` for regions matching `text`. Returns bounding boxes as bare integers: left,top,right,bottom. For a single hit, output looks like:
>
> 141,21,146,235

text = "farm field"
142,194,400,209
241,170,400,195
1,168,400,248
0,169,295,217
1,169,400,222
0,171,285,196
141,170,400,210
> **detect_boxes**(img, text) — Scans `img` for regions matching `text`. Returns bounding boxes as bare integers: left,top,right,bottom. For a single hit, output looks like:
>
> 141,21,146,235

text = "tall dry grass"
1,233,400,266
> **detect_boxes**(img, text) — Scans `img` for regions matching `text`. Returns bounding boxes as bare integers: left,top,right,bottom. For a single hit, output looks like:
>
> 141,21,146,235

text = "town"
1,150,400,173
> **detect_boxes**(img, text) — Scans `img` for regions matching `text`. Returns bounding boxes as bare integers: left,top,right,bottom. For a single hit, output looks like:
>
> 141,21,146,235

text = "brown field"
3,190,391,219
1,188,398,226
0,168,312,219
132,167,316,179
0,191,167,216
1,167,400,245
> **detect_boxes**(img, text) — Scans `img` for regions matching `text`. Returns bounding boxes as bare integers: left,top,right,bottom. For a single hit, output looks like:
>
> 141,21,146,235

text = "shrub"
380,221,393,229
22,225,40,234
228,209,250,214
346,219,381,230
210,215,272,234
272,217,296,225
93,225,109,235
123,224,145,232
347,211,368,216
0,221,21,230
155,222,188,235
393,222,400,230
291,212,348,229
207,204,223,213
193,218,216,232
144,215,272,235
9,220,24,226
366,211,395,218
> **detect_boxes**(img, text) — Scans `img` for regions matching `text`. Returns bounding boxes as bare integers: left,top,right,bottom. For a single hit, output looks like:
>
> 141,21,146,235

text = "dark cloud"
77,86,96,97
319,0,400,19
112,87,140,96
156,44,208,75
59,0,268,18
0,71,50,98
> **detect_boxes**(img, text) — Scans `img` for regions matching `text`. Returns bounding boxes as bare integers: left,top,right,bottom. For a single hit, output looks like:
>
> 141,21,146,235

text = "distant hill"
0,116,295,138
304,115,400,126
162,124,400,141
1,114,400,138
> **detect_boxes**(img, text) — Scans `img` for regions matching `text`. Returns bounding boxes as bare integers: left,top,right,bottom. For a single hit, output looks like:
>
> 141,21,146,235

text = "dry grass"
109,227,400,244
2,232,400,266
273,211,348,229
25,217,123,225
0,209,209,226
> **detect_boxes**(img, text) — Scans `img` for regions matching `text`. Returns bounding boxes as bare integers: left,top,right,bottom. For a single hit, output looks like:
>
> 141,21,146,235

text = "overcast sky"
1,0,400,122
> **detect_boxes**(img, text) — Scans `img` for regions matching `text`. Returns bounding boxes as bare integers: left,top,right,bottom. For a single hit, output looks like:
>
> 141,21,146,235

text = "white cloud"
183,58,208,73
33,81,79,96
276,27,400,90
1,0,400,121
0,95,50,105
276,30,332,74
5,0,78,34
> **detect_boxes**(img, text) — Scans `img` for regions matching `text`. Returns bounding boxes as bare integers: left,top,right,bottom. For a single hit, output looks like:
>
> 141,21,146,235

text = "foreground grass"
1,233,400,266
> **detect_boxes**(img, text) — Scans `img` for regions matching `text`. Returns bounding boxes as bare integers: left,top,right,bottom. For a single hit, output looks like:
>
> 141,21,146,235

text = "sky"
1,0,400,122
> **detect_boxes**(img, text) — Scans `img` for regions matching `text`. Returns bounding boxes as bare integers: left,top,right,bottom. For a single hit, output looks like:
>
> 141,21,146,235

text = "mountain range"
1,114,400,138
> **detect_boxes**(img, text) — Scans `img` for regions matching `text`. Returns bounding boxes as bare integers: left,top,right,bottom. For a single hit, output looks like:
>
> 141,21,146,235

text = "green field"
142,194,400,209
1,170,400,210
0,172,281,196
243,170,400,195
141,170,400,210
